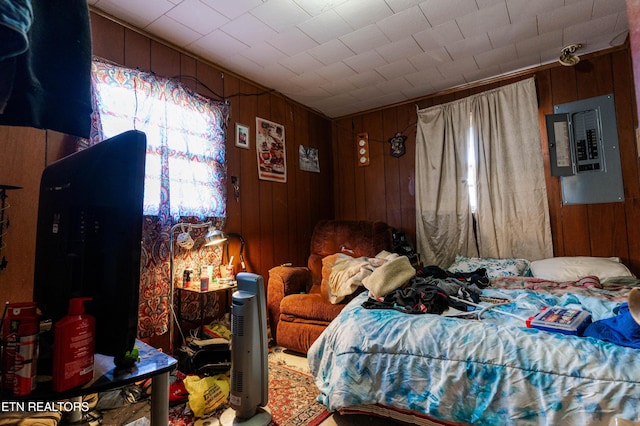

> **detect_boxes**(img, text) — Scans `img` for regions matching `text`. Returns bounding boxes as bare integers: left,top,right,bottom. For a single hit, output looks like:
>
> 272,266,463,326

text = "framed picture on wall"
235,123,250,149
299,145,320,173
256,117,287,182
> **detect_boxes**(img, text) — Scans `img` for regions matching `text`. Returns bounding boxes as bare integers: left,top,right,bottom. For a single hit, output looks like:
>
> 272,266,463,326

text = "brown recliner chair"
267,219,393,354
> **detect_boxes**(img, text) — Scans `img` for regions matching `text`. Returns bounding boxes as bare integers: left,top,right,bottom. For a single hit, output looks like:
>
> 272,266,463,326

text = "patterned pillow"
447,254,531,278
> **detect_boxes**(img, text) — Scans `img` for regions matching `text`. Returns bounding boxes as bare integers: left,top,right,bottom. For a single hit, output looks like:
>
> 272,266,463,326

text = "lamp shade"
204,228,227,246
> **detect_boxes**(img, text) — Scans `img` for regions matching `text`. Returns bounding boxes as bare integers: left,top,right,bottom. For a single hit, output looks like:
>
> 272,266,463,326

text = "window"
90,59,229,220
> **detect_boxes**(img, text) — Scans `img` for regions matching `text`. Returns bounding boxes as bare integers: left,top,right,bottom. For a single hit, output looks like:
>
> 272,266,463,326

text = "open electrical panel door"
546,94,624,205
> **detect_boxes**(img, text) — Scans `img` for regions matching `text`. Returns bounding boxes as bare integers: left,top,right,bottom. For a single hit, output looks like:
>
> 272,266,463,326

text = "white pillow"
530,256,635,282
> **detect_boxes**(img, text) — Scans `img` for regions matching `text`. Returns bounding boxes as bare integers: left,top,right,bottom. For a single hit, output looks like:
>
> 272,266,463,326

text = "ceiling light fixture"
559,43,582,66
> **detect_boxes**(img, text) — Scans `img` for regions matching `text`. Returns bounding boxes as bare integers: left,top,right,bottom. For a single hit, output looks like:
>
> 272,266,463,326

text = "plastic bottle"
52,297,95,392
200,266,210,291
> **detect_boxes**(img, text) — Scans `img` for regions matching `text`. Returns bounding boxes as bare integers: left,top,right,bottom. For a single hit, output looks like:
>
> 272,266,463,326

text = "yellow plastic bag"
183,374,230,417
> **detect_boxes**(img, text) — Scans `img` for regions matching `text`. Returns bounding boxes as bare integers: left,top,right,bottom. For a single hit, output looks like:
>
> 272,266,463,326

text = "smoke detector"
559,44,582,66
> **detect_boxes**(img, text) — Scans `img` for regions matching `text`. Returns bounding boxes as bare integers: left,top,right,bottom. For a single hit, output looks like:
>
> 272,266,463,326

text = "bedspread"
308,285,640,425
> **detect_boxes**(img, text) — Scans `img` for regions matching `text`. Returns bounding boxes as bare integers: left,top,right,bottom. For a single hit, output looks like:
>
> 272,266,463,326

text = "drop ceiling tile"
515,30,563,58
250,0,311,32
267,27,319,56
593,0,627,17
187,29,249,60
358,91,408,111
419,0,478,27
408,48,452,69
384,0,423,13
347,70,386,88
445,33,492,61
289,70,331,87
146,15,202,47
474,44,518,69
316,62,357,80
537,0,594,34
292,0,351,17
239,41,288,67
307,39,355,65
297,10,353,44
456,2,510,38
413,21,464,51
404,67,445,87
464,65,504,85
376,37,423,63
165,0,228,35
476,0,504,7
199,0,262,20
349,84,385,101
220,13,278,46
279,52,325,74
343,50,388,73
498,53,541,74
564,14,620,45
259,63,299,87
429,74,467,92
488,17,538,48
436,56,478,77
505,0,562,24
319,78,358,95
334,0,393,28
376,59,417,80
339,24,390,54
402,85,434,101
93,0,176,29
375,76,413,92
377,5,431,42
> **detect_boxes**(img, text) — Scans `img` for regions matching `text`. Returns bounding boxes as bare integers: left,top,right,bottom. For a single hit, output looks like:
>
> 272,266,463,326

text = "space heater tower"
221,273,271,426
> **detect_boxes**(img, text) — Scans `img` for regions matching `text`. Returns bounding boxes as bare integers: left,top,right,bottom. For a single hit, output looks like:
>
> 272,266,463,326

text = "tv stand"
2,340,176,426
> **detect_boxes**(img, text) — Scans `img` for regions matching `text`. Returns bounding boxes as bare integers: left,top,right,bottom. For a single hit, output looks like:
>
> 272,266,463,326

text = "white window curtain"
415,78,552,267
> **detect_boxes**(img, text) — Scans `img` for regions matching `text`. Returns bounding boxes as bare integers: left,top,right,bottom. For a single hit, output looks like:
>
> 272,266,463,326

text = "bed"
307,255,640,426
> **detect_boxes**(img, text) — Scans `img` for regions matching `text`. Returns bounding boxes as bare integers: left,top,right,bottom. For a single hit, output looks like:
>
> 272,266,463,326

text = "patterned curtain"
89,58,229,338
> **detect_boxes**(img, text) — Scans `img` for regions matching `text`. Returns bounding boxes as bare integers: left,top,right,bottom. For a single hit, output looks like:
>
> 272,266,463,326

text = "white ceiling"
89,0,629,118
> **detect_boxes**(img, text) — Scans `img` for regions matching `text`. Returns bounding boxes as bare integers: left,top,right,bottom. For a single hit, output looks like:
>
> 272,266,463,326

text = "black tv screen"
33,130,146,363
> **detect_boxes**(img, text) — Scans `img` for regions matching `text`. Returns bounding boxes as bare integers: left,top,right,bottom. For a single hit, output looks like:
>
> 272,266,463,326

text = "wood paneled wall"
333,45,640,276
90,13,334,282
0,129,78,304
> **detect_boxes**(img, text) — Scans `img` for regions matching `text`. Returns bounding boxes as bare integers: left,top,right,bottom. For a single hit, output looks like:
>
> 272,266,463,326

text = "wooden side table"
174,283,236,337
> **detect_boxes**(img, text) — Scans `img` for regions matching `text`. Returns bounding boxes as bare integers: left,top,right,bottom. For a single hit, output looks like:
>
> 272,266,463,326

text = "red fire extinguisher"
1,302,39,396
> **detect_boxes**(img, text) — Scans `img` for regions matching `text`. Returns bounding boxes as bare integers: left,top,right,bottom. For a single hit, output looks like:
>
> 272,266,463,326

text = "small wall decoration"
235,123,250,149
299,145,320,173
256,117,287,182
389,132,407,157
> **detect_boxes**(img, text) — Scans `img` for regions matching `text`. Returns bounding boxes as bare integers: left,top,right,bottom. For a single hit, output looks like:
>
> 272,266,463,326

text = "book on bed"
526,306,592,335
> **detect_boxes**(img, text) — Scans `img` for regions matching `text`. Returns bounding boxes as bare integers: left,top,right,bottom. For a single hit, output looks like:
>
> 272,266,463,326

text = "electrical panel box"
545,94,624,205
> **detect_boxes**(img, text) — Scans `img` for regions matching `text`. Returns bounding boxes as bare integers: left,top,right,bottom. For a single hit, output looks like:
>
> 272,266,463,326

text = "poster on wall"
256,117,287,182
299,145,320,173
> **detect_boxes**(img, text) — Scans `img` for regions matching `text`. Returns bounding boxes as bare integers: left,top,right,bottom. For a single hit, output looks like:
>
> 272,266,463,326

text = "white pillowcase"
530,256,635,282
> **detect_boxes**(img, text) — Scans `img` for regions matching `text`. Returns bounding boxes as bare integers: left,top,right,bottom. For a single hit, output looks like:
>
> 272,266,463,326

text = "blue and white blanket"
308,286,640,425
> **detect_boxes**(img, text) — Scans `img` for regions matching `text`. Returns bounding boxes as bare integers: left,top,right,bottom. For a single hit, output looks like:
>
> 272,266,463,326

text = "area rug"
167,360,330,426
267,362,330,426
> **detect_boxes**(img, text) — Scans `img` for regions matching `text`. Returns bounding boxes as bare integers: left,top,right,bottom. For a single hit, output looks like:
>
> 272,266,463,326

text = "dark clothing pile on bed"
362,265,489,314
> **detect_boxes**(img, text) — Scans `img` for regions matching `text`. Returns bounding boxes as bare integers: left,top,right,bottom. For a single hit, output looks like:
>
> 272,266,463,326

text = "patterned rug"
267,362,330,426
167,360,330,426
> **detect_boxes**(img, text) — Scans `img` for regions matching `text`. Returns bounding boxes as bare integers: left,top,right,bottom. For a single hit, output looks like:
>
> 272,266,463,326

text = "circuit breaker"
545,94,624,205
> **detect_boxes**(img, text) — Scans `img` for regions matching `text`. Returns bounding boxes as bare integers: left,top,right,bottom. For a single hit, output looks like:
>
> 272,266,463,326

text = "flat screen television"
33,130,146,366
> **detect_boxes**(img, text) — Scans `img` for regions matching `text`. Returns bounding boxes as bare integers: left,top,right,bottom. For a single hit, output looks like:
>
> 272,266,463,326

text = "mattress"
308,283,640,425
